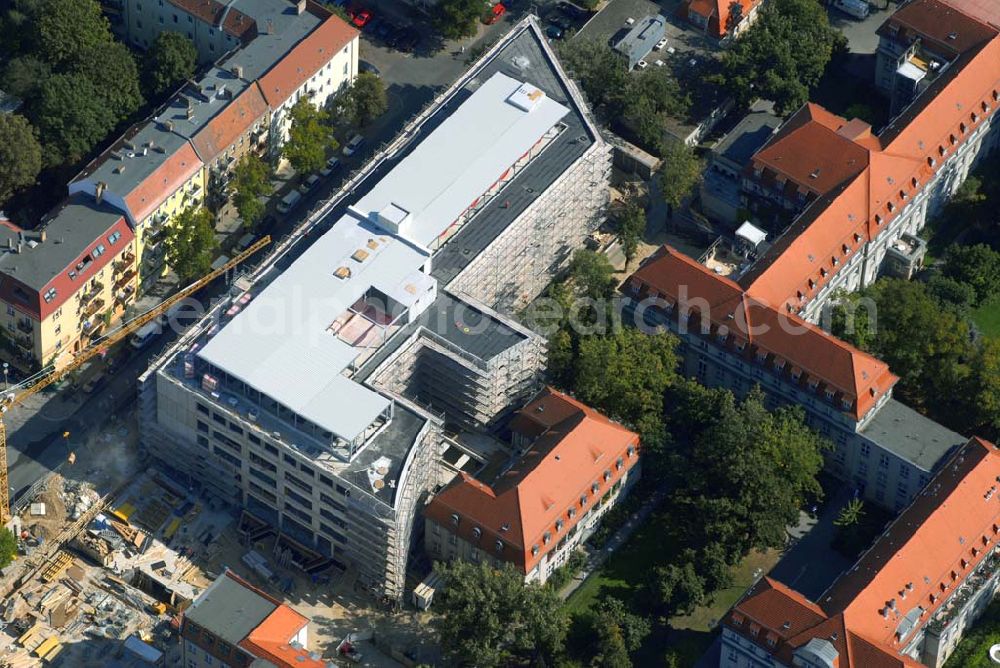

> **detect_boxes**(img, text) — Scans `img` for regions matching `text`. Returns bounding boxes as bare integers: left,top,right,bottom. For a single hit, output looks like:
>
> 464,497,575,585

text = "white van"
129,321,163,350
276,190,302,214
833,0,869,18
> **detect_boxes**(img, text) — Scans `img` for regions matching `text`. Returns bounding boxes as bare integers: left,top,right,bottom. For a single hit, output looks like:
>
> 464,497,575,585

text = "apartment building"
111,0,256,63
623,0,999,508
140,18,611,601
425,388,640,584
682,0,765,40
181,570,323,668
0,2,358,371
624,248,967,512
0,197,137,368
722,437,1000,668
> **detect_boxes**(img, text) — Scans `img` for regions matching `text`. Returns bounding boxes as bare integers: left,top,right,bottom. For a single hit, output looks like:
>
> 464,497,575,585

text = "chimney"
296,0,306,14
231,64,244,79
96,181,107,204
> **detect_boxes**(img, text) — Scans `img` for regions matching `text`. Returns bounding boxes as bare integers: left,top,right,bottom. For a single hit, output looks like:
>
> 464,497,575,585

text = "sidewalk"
559,482,670,600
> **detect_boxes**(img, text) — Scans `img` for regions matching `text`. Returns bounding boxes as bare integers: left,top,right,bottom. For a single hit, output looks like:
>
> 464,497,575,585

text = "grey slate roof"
713,100,781,170
860,398,967,471
0,196,124,291
184,573,276,645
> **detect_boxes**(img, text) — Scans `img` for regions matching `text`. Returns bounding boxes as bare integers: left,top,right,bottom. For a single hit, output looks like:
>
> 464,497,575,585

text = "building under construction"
138,17,609,601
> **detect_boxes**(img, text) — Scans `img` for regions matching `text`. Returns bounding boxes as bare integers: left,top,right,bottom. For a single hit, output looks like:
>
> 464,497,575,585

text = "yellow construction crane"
0,236,271,523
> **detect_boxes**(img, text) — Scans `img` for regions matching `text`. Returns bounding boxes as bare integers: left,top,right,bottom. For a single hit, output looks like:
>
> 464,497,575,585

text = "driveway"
827,1,896,55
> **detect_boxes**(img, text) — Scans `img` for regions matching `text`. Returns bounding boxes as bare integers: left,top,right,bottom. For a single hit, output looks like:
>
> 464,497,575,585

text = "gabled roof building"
723,438,1000,668
424,388,640,583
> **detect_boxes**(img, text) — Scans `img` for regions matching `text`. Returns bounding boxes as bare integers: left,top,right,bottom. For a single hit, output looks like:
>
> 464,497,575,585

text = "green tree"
36,0,112,66
589,620,632,668
283,98,337,175
163,207,219,282
720,0,845,113
624,67,690,148
433,0,483,39
926,273,978,316
0,527,15,568
2,56,52,104
953,175,986,206
340,71,387,128
834,498,865,527
574,328,678,454
547,328,575,385
569,249,617,302
658,139,703,215
558,40,631,117
229,154,272,229
966,338,1000,438
33,73,117,166
433,560,568,667
73,41,143,123
590,597,650,653
941,243,1000,305
677,388,827,558
0,114,42,203
144,31,198,97
615,201,646,270
651,561,705,615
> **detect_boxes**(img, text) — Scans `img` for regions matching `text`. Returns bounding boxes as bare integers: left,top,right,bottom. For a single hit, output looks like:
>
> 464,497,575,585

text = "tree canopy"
615,201,646,270
35,0,112,66
283,98,337,175
941,243,1000,306
0,528,15,568
72,41,143,122
432,560,568,667
163,207,219,282
145,31,198,97
720,0,846,114
33,73,118,166
0,114,42,203
658,140,704,213
339,71,387,128
433,0,483,39
229,154,272,229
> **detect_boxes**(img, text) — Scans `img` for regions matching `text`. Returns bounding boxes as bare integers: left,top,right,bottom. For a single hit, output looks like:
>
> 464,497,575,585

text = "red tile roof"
191,84,268,164
626,247,897,420
945,0,1000,25
685,0,764,38
425,388,639,575
123,143,203,224
258,15,358,107
167,0,256,40
876,0,997,55
239,605,322,668
727,438,1000,667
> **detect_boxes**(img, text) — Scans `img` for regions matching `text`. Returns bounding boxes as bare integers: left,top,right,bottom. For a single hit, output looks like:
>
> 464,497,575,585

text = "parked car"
298,174,320,195
277,190,302,214
81,371,107,394
359,60,381,76
351,8,372,28
342,134,365,156
556,1,588,20
321,156,341,178
483,2,505,24
546,22,566,39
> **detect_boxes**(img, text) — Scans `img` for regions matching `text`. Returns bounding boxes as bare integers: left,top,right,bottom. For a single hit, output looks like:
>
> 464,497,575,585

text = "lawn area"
564,512,782,665
944,599,1000,667
972,297,1000,339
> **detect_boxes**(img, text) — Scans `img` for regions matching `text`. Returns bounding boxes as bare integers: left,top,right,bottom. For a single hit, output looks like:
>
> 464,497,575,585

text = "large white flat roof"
352,72,570,248
198,72,565,444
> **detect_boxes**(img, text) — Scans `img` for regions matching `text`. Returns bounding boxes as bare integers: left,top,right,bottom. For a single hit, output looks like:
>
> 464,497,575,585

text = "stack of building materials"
71,531,115,567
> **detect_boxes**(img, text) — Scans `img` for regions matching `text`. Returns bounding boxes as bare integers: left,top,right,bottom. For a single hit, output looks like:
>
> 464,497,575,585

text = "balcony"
14,334,32,353
81,298,105,320
114,268,137,288
115,250,135,271
16,319,33,335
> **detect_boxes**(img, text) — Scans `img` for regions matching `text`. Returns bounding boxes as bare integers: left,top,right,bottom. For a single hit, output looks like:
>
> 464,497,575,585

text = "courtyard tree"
658,139,703,217
283,98,337,175
1,56,52,104
33,73,118,166
0,114,42,204
720,0,846,113
941,243,1000,306
163,207,219,282
651,561,705,616
145,31,198,97
615,200,646,270
229,154,272,229
569,248,618,301
433,0,483,39
432,560,568,667
73,41,143,122
340,71,387,128
35,0,112,66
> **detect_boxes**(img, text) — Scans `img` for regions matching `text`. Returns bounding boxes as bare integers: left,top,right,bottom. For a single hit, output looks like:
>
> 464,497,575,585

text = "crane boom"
0,235,271,522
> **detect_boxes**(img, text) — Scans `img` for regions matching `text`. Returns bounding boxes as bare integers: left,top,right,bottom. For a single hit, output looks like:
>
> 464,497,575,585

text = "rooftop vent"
334,266,351,279
351,249,370,262
809,168,821,179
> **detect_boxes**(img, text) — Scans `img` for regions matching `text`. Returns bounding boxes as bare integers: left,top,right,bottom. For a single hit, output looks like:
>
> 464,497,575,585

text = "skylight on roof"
507,82,546,112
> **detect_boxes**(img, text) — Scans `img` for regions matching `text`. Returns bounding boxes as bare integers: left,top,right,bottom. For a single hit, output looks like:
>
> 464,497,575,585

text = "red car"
483,2,506,24
351,8,372,28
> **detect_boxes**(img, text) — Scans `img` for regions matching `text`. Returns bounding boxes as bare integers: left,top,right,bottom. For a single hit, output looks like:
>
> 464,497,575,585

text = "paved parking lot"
828,1,895,54
575,0,716,61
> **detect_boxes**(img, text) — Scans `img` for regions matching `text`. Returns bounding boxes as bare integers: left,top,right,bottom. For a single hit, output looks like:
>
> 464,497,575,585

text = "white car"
298,174,320,195
320,156,341,178
666,46,676,54
654,37,668,50
636,60,649,70
342,134,365,156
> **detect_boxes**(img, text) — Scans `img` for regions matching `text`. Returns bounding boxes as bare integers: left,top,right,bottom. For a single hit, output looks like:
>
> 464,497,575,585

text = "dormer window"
808,380,819,391
832,256,839,266
808,279,816,289
568,507,576,519
580,494,588,506
820,268,828,278
627,445,636,458
604,470,612,482
556,519,564,532
912,177,919,188
841,399,852,411
472,526,482,540
773,358,786,371
616,457,624,471
532,545,539,556
887,202,895,213
450,513,460,526
950,134,957,145
495,539,504,552
960,123,967,134
928,157,936,167
543,532,551,544
825,390,835,401
854,233,862,243
939,146,946,156
591,482,599,494
791,368,802,380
